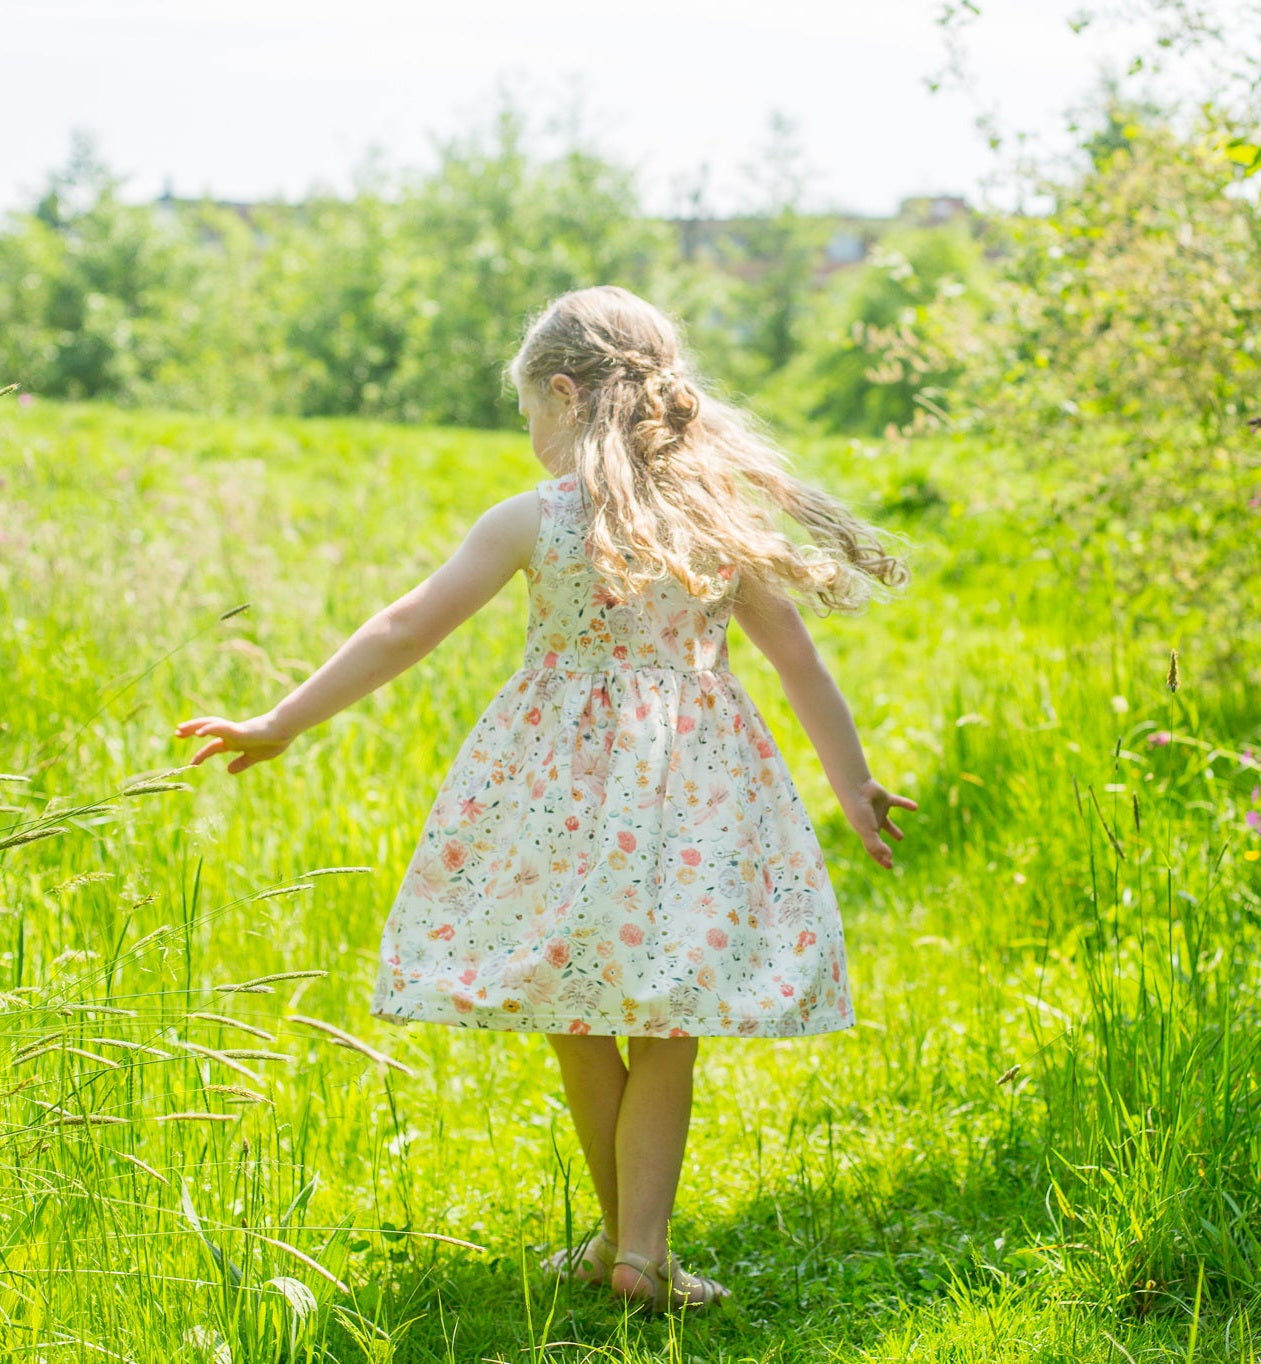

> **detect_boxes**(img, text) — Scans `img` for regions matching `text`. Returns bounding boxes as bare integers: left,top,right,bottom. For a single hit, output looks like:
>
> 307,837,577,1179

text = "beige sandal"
540,1226,618,1284
611,1249,731,1312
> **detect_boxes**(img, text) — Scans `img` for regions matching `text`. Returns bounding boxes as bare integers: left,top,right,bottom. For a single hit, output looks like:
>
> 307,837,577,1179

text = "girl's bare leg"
546,1034,627,1249
608,1036,698,1299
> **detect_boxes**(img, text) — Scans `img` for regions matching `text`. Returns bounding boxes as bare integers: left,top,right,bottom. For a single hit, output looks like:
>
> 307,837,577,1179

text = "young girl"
175,285,916,1314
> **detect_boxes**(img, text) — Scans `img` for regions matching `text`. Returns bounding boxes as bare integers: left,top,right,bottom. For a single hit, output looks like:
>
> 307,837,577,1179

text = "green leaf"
1224,140,1261,176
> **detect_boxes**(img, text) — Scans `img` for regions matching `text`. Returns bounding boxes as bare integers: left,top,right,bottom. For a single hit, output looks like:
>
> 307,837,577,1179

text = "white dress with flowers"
368,475,855,1038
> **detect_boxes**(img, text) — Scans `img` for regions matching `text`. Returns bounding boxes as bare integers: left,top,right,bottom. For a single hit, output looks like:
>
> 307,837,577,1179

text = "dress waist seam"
517,664,734,677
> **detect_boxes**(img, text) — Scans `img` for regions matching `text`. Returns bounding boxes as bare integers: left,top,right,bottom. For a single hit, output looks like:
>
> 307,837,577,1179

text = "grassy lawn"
1,398,1257,1362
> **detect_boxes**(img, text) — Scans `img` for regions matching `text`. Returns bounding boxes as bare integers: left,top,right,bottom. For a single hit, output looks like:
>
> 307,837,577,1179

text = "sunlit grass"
0,398,1257,1361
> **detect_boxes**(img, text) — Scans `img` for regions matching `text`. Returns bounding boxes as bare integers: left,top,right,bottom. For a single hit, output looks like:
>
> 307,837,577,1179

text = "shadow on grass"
321,1142,1056,1362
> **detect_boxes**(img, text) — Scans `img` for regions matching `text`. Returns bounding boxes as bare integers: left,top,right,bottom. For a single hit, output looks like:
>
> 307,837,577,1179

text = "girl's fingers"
863,833,892,868
884,817,904,840
893,795,918,811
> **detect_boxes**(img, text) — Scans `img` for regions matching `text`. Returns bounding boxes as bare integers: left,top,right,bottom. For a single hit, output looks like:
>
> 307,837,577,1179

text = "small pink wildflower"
17,393,33,407
1148,731,1173,746
1247,811,1261,833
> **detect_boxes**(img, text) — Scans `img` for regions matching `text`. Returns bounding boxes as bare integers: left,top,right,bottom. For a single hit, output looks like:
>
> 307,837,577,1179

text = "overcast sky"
5,0,1171,219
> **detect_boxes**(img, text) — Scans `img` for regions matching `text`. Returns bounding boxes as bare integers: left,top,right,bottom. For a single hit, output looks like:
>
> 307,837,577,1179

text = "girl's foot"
610,1250,731,1312
541,1226,618,1284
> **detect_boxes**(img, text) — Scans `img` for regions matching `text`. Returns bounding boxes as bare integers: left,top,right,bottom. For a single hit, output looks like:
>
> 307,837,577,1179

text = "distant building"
666,196,971,283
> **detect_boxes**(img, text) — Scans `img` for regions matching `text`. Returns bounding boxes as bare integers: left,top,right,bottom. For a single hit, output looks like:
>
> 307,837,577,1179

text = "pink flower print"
572,742,608,802
440,840,468,871
1148,731,1173,746
635,702,652,720
681,848,702,867
795,930,817,954
660,609,690,648
494,862,541,897
618,831,637,853
756,739,774,758
677,715,696,734
568,1018,591,1034
459,797,486,820
531,778,546,799
544,939,570,968
543,651,559,666
706,928,728,950
525,708,542,726
693,783,731,825
429,923,455,941
613,645,629,661
779,982,795,998
619,924,644,946
459,966,477,984
565,815,580,831
453,994,474,1014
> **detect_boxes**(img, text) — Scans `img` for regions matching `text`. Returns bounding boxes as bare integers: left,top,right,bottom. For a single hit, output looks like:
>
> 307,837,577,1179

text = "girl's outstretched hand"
841,778,918,870
173,712,295,775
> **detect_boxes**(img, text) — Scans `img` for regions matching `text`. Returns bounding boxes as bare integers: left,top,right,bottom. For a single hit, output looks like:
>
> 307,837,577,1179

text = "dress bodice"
522,476,736,674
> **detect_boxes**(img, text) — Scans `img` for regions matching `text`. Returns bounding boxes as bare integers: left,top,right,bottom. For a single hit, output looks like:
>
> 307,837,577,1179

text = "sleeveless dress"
368,475,855,1038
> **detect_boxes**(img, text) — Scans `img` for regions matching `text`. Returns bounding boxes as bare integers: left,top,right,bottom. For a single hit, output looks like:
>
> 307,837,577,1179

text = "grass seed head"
1166,648,1179,692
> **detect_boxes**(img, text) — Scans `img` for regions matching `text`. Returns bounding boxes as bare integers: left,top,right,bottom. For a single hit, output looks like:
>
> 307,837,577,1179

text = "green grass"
0,397,1258,1362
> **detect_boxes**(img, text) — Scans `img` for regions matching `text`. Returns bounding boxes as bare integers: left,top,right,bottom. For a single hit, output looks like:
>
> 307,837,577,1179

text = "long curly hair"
506,285,910,612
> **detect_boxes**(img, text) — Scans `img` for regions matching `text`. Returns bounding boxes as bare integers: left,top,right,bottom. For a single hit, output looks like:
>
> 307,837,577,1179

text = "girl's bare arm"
732,575,916,868
175,491,541,772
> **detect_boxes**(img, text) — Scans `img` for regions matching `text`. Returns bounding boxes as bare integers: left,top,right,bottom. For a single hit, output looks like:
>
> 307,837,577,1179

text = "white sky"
3,0,1174,218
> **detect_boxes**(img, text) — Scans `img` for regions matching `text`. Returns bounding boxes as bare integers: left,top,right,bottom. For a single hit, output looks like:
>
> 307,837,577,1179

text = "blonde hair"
506,285,910,613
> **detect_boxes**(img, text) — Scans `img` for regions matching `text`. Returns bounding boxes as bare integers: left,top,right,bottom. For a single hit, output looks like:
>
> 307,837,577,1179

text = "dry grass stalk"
60,1046,122,1069
30,1099,128,1125
247,1229,349,1294
215,970,327,992
116,1151,171,1184
0,825,70,851
50,871,117,895
250,884,314,902
173,1040,266,1085
152,1112,240,1123
12,1040,69,1066
203,1084,273,1105
185,1011,277,1042
85,1038,174,1058
285,1013,418,1077
60,1003,139,1017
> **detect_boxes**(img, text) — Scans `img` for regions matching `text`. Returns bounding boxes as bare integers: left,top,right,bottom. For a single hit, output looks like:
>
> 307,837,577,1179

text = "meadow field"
1,396,1258,1363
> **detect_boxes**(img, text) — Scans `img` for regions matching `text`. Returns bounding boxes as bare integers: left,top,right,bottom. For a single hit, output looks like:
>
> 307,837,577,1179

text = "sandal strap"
613,1250,729,1310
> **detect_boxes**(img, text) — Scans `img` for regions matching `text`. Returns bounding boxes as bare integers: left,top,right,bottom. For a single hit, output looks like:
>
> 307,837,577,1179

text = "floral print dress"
369,475,855,1038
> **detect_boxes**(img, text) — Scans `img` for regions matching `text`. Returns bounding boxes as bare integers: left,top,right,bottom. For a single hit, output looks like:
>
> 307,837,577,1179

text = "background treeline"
8,93,1255,444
